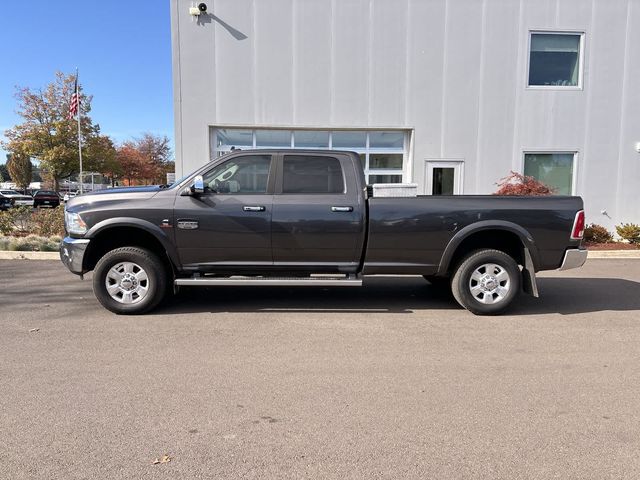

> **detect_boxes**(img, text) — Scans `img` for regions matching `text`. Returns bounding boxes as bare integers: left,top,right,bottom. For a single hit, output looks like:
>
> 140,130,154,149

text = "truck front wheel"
451,249,520,315
93,247,168,315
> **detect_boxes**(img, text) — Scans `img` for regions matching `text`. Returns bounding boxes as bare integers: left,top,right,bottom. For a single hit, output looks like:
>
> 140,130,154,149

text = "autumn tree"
135,133,173,184
2,71,115,191
115,133,174,185
494,171,554,196
6,153,33,192
116,142,146,185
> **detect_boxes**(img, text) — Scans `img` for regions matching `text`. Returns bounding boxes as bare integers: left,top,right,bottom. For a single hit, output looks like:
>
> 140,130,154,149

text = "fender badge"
177,220,199,230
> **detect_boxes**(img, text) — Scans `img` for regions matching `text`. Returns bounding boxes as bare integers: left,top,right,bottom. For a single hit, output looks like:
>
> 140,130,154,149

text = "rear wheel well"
83,227,174,274
445,230,525,275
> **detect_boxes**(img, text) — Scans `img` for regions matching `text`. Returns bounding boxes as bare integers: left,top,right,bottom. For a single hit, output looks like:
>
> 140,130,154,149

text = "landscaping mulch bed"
585,242,640,250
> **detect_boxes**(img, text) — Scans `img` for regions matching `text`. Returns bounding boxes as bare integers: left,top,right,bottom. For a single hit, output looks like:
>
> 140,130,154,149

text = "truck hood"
66,185,163,209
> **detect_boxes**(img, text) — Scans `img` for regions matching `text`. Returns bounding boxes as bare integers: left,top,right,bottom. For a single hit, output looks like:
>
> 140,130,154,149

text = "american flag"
68,75,79,119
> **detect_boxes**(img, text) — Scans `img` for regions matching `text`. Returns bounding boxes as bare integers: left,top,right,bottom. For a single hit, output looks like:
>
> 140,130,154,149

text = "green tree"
85,134,119,186
6,153,33,192
0,161,9,183
2,71,113,191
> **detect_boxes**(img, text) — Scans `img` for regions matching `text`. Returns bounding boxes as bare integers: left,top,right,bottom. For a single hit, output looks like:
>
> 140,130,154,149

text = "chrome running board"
175,274,363,287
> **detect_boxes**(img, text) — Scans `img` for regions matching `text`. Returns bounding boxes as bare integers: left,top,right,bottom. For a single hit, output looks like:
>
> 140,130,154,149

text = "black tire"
451,249,520,315
93,247,168,315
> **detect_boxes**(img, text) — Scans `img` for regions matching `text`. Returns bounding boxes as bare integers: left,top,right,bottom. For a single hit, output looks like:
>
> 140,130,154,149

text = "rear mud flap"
522,247,539,298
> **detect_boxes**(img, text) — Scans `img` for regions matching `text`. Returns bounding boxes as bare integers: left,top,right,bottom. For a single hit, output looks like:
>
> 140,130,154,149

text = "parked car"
63,191,78,203
0,189,34,207
60,149,587,315
0,192,13,211
33,190,61,208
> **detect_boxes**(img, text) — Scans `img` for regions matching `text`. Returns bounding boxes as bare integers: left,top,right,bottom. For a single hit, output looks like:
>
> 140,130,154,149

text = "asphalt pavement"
1,259,639,479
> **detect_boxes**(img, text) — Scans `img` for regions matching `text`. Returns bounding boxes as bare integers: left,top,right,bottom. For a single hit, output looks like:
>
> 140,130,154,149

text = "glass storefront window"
369,131,404,149
293,130,330,148
523,153,574,195
369,154,403,170
255,130,291,147
217,129,253,150
212,128,408,184
332,131,367,149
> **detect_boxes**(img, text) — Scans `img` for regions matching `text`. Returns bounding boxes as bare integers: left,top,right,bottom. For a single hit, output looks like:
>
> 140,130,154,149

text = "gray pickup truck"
60,149,587,315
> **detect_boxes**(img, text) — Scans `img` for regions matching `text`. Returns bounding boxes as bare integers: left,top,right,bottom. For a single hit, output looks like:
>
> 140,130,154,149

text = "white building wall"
171,0,640,229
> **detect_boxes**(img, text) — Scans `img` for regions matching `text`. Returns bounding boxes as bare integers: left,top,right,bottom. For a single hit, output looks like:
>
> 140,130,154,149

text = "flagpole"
76,67,83,194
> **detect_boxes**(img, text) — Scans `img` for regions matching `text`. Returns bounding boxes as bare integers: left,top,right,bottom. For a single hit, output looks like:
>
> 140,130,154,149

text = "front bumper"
60,236,90,275
559,248,588,271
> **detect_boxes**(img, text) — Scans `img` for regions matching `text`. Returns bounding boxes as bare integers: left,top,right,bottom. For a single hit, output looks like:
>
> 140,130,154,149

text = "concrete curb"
0,250,639,261
587,250,640,259
0,251,60,260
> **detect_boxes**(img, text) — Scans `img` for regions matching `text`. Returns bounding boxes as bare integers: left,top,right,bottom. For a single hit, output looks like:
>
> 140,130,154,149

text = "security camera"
189,3,207,15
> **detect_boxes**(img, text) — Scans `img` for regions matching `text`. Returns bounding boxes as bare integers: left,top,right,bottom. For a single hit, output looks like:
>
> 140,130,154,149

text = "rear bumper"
558,248,588,271
60,237,90,275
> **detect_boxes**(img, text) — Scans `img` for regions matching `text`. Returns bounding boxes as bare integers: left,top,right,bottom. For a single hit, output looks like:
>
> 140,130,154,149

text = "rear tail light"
570,210,585,240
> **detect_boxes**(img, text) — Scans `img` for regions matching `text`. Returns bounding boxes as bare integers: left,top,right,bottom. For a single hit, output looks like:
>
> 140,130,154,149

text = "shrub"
494,171,555,196
31,207,65,237
0,211,12,235
584,224,613,243
616,223,640,244
0,206,65,237
0,235,61,251
0,206,32,234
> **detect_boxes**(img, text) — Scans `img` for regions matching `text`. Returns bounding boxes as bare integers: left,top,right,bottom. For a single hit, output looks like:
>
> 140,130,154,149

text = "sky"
0,0,174,163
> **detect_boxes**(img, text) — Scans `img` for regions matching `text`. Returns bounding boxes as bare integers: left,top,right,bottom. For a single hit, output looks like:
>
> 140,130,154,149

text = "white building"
171,0,640,229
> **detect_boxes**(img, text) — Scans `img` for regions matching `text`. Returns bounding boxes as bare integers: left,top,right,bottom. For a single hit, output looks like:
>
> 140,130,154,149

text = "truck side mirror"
191,175,205,195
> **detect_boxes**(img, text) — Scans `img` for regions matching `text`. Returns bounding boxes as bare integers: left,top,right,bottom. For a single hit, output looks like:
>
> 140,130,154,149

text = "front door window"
202,155,272,194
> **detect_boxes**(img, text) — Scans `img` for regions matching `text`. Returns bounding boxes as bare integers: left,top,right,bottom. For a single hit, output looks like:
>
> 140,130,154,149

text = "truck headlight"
65,211,87,235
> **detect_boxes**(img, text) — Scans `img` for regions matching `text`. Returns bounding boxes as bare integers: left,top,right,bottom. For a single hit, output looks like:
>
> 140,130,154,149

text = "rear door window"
282,155,345,194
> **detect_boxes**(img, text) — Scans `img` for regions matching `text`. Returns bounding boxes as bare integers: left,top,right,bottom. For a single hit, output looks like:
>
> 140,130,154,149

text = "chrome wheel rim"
468,263,510,305
105,262,150,304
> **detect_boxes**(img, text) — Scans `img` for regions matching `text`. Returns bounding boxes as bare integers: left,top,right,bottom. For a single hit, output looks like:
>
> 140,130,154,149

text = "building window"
212,128,409,184
523,153,575,195
528,32,583,88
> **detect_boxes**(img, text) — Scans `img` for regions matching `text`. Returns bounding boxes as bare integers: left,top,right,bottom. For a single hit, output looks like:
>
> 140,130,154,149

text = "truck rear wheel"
93,247,168,315
451,249,520,315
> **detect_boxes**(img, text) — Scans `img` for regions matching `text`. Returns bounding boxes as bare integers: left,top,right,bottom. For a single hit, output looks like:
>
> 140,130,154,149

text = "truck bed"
363,195,583,275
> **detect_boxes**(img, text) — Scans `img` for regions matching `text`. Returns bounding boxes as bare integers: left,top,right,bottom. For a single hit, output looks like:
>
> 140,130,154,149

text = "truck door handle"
243,205,266,212
331,206,353,212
